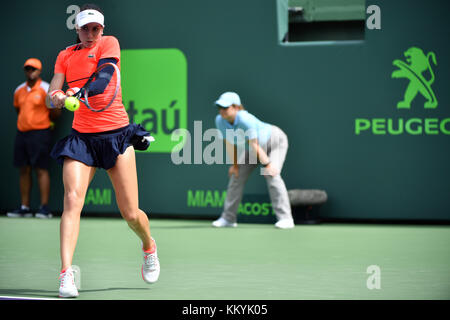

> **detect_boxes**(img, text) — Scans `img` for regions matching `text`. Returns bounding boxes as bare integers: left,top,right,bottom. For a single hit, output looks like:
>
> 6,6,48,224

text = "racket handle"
75,88,86,99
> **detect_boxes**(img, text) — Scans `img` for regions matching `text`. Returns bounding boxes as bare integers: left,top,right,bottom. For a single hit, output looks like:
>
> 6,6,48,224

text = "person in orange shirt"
7,58,60,219
46,4,160,298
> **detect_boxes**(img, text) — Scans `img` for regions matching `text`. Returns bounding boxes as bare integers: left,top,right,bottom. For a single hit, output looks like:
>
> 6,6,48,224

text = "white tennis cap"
76,9,105,28
215,92,241,108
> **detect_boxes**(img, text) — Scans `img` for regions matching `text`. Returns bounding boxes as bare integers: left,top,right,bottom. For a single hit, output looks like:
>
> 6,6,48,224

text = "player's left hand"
66,87,80,96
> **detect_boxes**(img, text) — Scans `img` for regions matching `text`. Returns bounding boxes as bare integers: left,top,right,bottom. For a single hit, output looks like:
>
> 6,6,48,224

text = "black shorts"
13,128,52,169
50,123,151,170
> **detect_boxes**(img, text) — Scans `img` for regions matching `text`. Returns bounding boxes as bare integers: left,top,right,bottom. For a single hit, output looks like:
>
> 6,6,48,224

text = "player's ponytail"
80,3,103,14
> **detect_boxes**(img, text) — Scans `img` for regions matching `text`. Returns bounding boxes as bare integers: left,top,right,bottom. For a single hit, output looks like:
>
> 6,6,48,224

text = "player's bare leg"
107,146,159,283
60,159,96,271
107,146,154,250
59,158,95,297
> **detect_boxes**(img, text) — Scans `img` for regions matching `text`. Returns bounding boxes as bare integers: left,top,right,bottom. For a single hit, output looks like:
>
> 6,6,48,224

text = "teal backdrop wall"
1,0,449,221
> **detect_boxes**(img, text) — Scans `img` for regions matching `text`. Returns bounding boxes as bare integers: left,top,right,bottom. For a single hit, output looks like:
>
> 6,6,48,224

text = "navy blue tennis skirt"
50,123,151,170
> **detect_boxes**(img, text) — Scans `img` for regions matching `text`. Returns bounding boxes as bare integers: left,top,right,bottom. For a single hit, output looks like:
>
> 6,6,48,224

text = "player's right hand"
49,90,66,109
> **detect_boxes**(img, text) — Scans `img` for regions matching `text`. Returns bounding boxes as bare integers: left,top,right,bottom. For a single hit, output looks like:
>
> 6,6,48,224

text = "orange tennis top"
14,79,51,132
54,36,129,133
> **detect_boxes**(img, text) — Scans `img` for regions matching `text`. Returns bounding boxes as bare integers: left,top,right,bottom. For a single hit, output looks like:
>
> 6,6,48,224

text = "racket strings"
84,62,120,112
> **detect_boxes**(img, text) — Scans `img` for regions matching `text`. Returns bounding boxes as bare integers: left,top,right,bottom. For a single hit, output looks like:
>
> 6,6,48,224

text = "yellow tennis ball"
65,96,80,111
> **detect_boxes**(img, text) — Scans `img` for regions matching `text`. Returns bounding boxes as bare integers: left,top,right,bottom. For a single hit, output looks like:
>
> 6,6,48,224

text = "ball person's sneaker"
212,217,237,228
274,218,295,229
142,238,160,284
35,205,53,219
7,206,33,218
59,266,79,298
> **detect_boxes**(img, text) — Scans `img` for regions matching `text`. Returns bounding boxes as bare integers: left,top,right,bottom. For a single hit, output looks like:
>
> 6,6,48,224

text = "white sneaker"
142,238,160,284
275,218,295,229
212,217,237,228
59,267,79,298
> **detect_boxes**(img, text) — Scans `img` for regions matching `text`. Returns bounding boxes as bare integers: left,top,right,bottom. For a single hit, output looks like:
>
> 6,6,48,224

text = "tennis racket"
70,62,121,112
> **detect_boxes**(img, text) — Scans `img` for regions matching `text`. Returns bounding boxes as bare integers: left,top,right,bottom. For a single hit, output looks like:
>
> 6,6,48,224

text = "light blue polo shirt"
215,110,272,148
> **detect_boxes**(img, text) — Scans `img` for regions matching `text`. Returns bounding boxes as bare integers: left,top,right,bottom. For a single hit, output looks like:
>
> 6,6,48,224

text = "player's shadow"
0,288,58,298
80,287,149,293
153,224,213,229
152,222,276,229
0,287,149,299
154,224,274,229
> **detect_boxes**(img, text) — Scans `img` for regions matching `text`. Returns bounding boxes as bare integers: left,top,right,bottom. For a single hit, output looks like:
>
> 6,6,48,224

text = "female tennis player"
212,92,295,229
46,4,159,298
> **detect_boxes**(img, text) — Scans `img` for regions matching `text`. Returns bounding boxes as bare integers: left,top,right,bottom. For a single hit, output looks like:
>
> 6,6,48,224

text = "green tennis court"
0,216,448,300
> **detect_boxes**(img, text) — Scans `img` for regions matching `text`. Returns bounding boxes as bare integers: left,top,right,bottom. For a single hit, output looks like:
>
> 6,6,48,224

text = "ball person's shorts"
14,128,52,169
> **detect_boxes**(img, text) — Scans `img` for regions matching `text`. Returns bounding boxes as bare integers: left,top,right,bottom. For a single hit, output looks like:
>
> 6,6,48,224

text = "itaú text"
355,118,450,135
